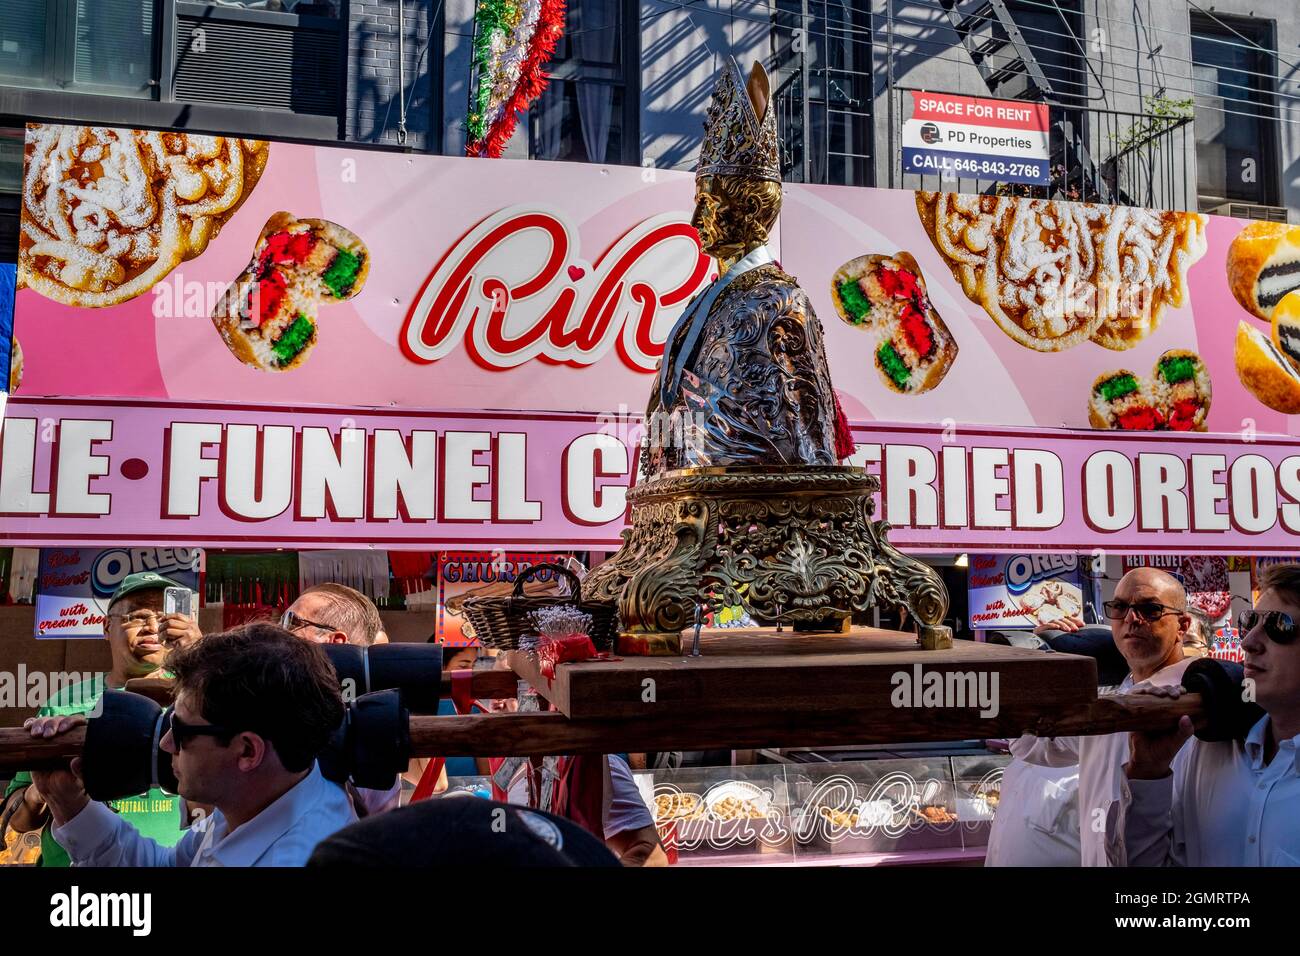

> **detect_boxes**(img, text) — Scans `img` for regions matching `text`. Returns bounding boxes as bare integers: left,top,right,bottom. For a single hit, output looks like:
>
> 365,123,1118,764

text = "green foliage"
1109,95,1194,156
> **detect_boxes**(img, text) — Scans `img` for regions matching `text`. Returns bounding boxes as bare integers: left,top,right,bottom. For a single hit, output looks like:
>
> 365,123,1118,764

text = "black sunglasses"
166,708,238,751
1103,599,1185,623
1237,609,1298,645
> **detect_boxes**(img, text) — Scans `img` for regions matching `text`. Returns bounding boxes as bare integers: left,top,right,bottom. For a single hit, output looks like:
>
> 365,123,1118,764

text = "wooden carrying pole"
0,692,1205,771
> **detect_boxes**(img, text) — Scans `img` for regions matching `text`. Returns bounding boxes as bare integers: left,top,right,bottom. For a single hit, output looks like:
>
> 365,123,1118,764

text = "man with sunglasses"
23,624,355,867
281,583,382,646
1009,567,1196,867
1,571,202,866
1119,563,1300,866
278,583,402,815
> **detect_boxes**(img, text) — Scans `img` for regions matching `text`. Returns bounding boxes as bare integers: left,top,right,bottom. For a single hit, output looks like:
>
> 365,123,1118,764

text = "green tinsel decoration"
466,0,517,144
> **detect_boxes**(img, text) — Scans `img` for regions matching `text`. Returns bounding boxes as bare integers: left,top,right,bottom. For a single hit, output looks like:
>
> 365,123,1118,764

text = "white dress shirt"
984,760,1081,867
53,763,356,867
1011,658,1191,867
1118,715,1300,866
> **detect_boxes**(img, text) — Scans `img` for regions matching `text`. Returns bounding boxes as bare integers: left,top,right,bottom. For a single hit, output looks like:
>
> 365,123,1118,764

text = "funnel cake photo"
211,212,369,372
1017,580,1083,625
830,251,957,394
19,125,268,307
1088,350,1211,431
915,191,1206,352
8,338,22,394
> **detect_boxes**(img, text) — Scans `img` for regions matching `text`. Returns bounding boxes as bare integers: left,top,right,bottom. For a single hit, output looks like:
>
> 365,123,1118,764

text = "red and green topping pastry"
898,302,935,359
876,265,923,302
1096,372,1139,403
1090,350,1211,432
271,314,316,367
254,224,367,300
212,211,369,373
833,252,958,395
878,341,911,389
321,248,363,298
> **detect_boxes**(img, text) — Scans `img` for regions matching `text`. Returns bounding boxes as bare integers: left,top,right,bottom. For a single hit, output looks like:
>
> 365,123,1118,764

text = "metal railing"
891,86,1196,212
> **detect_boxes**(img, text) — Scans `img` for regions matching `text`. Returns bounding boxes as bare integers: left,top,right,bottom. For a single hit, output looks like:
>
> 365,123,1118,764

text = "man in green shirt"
1,572,202,866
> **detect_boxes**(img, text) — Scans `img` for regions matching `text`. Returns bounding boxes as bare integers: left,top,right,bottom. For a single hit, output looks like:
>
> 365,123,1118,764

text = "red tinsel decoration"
536,633,597,684
832,391,855,462
467,0,567,158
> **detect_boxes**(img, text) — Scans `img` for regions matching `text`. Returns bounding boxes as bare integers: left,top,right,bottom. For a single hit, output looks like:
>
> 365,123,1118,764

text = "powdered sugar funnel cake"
19,125,268,308
915,192,1206,352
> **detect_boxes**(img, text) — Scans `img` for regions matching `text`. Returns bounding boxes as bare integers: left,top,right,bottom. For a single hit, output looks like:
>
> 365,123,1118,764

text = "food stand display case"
620,754,1012,866
951,754,1008,851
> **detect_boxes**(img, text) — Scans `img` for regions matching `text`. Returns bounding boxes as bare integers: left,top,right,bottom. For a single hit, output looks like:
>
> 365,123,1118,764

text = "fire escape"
937,0,1111,202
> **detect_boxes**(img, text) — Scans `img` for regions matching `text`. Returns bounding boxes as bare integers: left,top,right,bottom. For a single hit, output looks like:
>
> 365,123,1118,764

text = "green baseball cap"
108,571,187,610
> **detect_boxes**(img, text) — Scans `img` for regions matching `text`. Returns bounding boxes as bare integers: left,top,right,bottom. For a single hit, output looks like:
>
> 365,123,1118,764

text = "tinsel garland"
466,0,566,158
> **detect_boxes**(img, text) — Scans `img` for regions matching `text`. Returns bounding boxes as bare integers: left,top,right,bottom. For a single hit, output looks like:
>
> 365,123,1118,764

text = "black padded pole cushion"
1040,625,1129,687
82,690,164,802
1182,657,1267,742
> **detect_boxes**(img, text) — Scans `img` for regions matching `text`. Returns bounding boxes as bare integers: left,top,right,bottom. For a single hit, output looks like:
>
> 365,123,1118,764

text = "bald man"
1005,568,1194,867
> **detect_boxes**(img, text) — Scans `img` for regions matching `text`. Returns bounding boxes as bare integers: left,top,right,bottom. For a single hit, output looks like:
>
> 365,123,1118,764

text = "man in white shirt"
1120,562,1300,866
26,624,356,866
1009,567,1194,866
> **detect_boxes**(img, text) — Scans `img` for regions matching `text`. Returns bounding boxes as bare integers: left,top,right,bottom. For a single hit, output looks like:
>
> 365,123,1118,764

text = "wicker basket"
461,563,619,651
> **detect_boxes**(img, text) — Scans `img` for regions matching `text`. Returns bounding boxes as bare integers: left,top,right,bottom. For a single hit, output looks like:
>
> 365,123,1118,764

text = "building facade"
0,0,1297,233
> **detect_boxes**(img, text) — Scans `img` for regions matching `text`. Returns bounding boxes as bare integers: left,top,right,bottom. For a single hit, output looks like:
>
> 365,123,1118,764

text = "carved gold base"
585,465,953,655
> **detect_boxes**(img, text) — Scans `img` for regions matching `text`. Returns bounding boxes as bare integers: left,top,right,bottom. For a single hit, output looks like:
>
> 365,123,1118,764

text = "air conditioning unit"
1206,202,1291,223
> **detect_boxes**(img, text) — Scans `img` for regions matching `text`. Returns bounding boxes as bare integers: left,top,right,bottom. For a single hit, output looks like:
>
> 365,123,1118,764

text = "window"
1190,12,1279,209
207,0,340,15
0,0,156,98
772,0,874,186
1003,0,1086,105
530,0,638,165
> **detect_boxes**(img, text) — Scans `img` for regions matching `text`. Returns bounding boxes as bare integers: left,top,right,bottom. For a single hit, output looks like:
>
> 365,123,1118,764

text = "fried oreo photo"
1227,221,1300,322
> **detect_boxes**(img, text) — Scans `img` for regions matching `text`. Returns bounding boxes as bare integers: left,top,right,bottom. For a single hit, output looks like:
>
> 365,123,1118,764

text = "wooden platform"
507,627,1099,721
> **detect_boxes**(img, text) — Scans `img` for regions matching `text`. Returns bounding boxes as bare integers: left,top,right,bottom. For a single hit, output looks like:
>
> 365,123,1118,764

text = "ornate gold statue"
643,59,840,474
585,58,952,654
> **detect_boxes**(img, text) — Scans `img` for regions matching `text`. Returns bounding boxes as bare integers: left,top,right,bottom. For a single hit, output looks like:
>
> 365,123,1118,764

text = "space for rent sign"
903,91,1050,185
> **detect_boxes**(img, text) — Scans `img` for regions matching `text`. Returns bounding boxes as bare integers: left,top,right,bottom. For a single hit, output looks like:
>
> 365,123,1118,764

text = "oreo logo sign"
91,548,202,597
1005,554,1079,595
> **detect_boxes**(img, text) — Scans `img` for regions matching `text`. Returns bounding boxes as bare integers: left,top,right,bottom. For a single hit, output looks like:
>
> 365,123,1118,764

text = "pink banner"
2,398,1298,554
10,124,1300,553
12,123,1300,438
